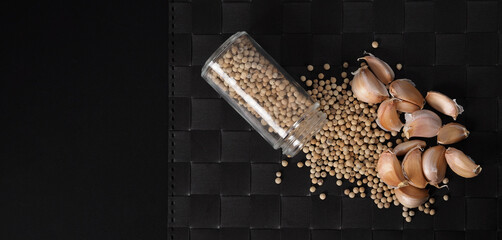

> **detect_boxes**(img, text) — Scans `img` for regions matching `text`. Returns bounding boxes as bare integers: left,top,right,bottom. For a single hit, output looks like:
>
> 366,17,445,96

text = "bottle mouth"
279,103,327,157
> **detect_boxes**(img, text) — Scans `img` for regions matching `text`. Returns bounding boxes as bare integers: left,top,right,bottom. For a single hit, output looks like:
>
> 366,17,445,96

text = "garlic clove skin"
389,79,425,108
402,146,428,189
394,185,429,208
403,110,442,139
350,66,389,104
437,122,470,145
393,140,427,156
395,99,421,113
377,98,404,132
358,52,395,85
422,145,447,187
425,91,464,120
445,147,482,178
377,150,408,188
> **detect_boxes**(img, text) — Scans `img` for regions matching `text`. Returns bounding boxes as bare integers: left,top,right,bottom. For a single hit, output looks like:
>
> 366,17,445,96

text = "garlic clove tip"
397,181,410,188
474,165,482,175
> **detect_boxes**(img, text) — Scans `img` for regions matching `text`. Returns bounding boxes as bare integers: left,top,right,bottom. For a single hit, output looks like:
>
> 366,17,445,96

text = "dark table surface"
3,2,167,239
3,0,501,239
169,0,502,240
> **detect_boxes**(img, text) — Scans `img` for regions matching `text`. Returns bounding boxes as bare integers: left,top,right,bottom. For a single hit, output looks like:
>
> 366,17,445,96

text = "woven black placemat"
168,0,502,239
3,2,168,239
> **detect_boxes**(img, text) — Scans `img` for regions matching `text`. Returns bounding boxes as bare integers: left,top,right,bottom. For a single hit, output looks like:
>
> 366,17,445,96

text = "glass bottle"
201,32,326,157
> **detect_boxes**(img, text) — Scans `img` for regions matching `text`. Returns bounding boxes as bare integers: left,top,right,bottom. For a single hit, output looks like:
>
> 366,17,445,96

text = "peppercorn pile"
294,61,406,210
276,46,482,222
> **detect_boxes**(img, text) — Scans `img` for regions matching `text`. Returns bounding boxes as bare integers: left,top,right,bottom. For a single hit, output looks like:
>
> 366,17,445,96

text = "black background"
2,1,167,239
169,0,502,240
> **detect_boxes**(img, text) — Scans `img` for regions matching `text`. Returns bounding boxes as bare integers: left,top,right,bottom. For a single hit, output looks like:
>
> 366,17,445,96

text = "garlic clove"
394,185,429,208
377,98,403,132
445,147,482,178
422,145,447,187
393,140,427,156
437,122,470,145
402,146,428,189
358,52,395,85
389,79,425,108
425,91,464,120
350,66,389,104
395,99,421,113
377,149,408,188
403,110,442,138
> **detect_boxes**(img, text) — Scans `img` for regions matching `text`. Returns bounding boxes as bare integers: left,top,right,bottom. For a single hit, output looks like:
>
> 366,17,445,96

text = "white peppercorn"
442,178,449,184
275,177,282,184
320,193,326,200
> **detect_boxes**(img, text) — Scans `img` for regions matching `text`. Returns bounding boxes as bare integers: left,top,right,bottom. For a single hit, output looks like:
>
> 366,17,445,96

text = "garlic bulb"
376,98,403,132
393,140,426,156
445,147,482,178
394,185,429,208
402,146,428,189
350,66,389,104
425,91,464,120
422,145,447,187
395,99,420,113
437,123,470,145
389,79,425,108
358,52,395,84
376,150,408,188
403,110,442,138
